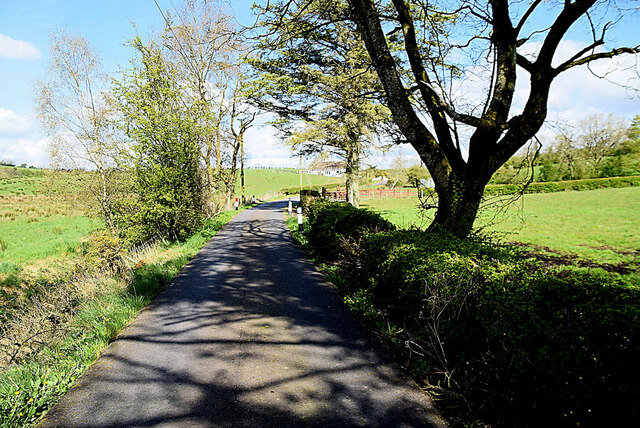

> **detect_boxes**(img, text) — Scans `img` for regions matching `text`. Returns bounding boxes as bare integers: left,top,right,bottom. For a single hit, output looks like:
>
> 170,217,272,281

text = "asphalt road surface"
39,200,445,427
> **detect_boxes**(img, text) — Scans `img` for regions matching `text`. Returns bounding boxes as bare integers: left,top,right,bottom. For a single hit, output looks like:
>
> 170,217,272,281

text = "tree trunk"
428,172,486,237
204,137,215,191
345,143,360,208
225,133,241,209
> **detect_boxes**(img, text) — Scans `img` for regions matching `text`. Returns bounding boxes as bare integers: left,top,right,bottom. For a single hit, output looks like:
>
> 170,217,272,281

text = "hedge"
485,175,640,195
353,229,640,426
305,200,394,261
280,182,342,195
299,201,640,426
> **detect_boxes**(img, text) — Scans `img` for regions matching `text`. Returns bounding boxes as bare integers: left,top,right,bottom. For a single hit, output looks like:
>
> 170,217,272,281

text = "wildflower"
15,391,20,395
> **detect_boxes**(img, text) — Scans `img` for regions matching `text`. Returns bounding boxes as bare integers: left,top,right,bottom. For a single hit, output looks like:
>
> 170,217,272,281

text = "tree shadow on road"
39,201,443,428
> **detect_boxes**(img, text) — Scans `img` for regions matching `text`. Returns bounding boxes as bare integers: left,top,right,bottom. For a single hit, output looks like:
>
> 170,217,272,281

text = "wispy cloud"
0,137,49,167
0,108,33,136
0,33,41,60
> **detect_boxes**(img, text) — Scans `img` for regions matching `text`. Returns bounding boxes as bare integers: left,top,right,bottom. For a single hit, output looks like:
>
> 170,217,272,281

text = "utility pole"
299,154,303,193
240,133,245,203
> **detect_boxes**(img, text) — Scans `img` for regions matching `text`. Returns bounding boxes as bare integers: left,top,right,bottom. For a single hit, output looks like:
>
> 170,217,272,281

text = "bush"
305,200,395,261
485,175,640,195
342,229,640,426
280,182,341,195
299,189,321,211
82,230,124,273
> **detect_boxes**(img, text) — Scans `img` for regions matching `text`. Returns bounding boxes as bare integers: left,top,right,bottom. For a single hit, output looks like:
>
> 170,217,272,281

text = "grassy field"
0,195,100,269
0,167,48,196
240,169,340,198
361,186,640,266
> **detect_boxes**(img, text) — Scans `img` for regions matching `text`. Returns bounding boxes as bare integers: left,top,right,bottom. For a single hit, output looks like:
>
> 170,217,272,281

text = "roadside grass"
0,207,246,427
361,186,640,267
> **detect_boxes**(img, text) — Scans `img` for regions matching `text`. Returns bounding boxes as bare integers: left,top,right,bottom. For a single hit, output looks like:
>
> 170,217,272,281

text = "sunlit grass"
361,186,640,265
0,195,100,265
240,168,340,198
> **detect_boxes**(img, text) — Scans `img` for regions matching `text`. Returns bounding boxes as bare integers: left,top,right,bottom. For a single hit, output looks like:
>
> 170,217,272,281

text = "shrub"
299,189,321,211
82,230,124,273
305,200,395,261
336,229,640,426
280,182,341,195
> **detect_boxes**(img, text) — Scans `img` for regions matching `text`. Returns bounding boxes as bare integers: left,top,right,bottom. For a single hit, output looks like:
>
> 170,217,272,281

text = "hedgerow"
305,200,394,261
485,174,640,195
298,201,640,426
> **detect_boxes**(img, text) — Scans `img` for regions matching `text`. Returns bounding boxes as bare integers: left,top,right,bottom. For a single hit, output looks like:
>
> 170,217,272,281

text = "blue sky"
0,0,639,168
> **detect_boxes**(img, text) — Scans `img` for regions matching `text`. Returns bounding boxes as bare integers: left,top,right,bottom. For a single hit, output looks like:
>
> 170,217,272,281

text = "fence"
325,187,419,200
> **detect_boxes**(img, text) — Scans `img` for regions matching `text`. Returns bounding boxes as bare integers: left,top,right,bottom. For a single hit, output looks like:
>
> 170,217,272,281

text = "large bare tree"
346,0,640,236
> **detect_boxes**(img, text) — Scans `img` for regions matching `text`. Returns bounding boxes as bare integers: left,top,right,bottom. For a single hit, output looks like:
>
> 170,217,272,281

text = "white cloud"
0,108,33,136
244,124,298,167
0,137,49,167
0,33,41,60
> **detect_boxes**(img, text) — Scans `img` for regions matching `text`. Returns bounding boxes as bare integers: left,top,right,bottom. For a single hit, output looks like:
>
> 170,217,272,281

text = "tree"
578,113,627,176
34,30,120,234
113,36,204,245
162,0,251,208
539,132,586,181
248,0,392,207
386,156,408,188
345,0,640,236
406,164,430,189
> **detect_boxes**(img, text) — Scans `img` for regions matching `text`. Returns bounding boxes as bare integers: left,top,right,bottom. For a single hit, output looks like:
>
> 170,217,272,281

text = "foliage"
351,230,640,426
405,165,430,189
538,114,639,181
248,0,392,207
295,202,640,425
305,200,394,261
485,174,640,196
299,189,321,211
280,184,341,196
113,36,204,246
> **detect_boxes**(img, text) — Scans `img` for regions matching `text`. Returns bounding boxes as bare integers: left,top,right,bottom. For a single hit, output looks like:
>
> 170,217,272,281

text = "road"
39,200,445,427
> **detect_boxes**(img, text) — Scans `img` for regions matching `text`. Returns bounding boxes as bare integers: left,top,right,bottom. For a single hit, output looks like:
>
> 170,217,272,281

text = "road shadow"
39,200,444,428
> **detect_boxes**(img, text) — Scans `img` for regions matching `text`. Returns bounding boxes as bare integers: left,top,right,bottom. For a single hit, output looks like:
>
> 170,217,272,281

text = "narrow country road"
39,200,445,427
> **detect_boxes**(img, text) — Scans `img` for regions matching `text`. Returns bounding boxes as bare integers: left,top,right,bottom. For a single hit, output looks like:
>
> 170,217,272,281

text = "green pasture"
0,215,100,266
0,167,48,196
239,169,340,198
361,186,640,266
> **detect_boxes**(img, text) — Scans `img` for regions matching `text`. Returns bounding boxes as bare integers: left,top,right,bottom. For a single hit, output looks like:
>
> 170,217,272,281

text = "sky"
0,0,639,169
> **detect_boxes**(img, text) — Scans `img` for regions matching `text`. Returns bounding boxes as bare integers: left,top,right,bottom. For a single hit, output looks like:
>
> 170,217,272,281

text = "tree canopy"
247,0,393,206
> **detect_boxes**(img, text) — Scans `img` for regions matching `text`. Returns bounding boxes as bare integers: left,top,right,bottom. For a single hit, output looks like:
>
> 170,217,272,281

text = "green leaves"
112,38,204,247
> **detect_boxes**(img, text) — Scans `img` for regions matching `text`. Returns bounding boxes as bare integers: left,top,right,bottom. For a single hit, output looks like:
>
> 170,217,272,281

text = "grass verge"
0,207,248,427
